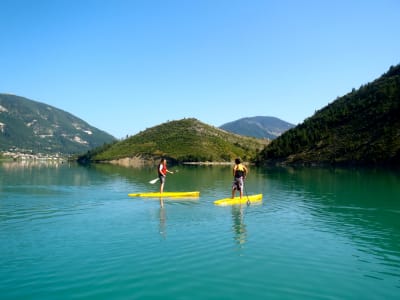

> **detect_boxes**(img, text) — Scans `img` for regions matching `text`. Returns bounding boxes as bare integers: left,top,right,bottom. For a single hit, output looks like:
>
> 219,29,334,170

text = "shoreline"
183,161,233,165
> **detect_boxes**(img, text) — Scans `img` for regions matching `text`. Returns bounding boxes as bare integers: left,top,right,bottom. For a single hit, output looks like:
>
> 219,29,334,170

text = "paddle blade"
149,178,159,184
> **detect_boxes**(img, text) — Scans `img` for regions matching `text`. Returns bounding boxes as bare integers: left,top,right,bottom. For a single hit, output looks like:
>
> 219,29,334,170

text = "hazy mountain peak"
220,116,295,139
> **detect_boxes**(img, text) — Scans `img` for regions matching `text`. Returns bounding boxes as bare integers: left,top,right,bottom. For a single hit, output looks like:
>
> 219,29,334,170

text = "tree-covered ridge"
82,118,268,163
256,64,400,166
0,94,116,154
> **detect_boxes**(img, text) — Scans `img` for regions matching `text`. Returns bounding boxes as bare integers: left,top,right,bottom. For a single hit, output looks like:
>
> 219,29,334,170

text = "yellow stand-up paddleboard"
214,194,263,206
128,191,200,198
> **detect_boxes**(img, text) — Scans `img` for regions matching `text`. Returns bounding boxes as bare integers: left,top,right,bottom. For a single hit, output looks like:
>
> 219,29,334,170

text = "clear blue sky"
1,0,399,139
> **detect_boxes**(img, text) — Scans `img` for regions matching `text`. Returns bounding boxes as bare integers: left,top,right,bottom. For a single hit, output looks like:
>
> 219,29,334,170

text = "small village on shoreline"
0,150,67,162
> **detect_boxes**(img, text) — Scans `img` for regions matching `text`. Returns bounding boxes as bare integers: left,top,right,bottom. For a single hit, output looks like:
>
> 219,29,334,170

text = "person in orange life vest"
158,158,173,193
232,158,248,199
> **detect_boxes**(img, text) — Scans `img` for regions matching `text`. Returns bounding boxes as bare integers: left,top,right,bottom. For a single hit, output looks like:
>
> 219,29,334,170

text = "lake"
1,161,399,299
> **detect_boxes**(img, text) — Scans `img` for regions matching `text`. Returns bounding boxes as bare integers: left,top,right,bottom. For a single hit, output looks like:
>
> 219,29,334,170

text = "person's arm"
165,164,174,174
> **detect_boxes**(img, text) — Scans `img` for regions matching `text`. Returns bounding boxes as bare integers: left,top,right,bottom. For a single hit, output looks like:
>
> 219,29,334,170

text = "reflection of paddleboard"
214,194,263,206
128,191,200,198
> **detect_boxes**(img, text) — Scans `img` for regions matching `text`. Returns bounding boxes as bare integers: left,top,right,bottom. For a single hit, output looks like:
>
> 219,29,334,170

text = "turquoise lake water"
1,162,400,299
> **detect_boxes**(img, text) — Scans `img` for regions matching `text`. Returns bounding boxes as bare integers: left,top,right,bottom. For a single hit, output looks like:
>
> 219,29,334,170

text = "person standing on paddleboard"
158,158,173,193
232,158,248,199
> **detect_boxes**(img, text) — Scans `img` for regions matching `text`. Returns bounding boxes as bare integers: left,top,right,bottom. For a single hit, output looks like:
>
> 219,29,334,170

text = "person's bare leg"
160,182,164,193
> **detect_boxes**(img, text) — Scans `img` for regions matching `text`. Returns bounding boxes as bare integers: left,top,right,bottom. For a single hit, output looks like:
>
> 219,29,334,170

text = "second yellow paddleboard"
214,194,263,206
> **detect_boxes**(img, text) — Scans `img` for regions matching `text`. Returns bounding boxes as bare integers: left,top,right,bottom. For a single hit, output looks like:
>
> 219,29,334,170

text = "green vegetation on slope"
0,94,116,154
256,64,400,166
80,118,268,163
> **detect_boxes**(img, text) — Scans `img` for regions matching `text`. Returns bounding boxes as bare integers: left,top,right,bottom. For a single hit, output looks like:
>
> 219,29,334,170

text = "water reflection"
263,166,400,274
0,161,97,188
158,202,167,239
2,163,400,299
156,197,200,240
0,160,67,170
231,205,247,246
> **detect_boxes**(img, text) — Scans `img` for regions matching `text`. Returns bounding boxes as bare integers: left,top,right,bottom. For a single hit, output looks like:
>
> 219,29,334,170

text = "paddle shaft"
244,180,251,205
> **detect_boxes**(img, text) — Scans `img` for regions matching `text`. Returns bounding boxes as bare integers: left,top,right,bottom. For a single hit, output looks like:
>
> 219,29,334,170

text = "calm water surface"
1,162,399,299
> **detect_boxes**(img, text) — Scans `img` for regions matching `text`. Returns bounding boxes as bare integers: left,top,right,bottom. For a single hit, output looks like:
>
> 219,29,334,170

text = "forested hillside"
79,118,268,163
0,94,116,154
256,64,400,166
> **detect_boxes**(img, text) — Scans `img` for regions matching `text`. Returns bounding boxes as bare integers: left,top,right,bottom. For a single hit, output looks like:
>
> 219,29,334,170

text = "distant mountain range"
3,62,399,167
256,64,400,166
0,94,116,155
220,116,295,139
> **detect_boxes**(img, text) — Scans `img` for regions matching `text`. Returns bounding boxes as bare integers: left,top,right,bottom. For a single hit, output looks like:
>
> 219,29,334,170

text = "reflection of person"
158,158,173,193
159,205,166,239
232,205,247,246
232,158,248,199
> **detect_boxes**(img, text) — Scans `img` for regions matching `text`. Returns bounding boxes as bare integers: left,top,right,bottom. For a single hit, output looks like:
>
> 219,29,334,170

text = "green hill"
0,94,116,155
256,64,400,166
80,118,268,163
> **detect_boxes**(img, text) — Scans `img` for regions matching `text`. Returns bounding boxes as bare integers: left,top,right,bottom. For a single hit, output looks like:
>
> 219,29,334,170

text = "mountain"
0,94,116,155
78,118,268,164
256,64,400,166
220,116,295,139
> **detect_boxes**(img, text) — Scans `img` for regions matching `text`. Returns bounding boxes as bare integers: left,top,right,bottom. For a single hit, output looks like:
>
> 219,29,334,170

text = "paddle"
149,177,159,184
149,169,178,184
244,180,250,206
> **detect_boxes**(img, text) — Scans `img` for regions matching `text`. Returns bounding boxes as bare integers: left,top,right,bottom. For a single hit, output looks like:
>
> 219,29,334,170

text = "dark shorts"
232,177,244,191
159,175,166,184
